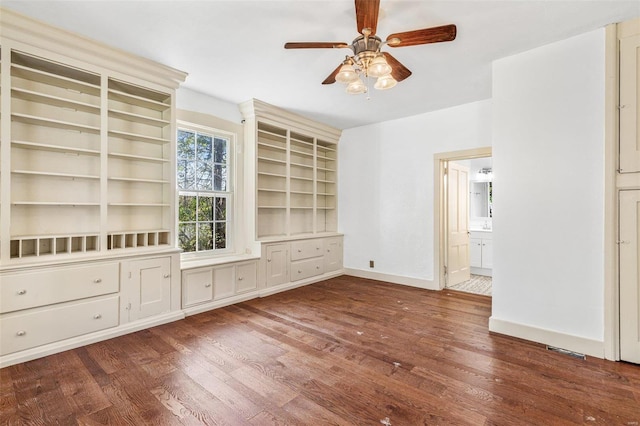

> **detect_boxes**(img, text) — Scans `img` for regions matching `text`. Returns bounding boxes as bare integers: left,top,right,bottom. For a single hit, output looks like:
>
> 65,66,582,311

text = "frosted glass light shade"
346,78,366,94
368,55,391,78
335,64,359,83
374,74,397,90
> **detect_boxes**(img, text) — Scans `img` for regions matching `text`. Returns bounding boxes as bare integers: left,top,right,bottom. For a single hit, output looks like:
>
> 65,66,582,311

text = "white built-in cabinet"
0,9,186,367
181,260,258,314
469,231,492,276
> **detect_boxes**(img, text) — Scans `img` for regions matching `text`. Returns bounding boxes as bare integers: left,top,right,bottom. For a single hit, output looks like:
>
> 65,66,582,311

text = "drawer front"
291,257,324,282
1,263,119,314
236,262,257,294
290,239,323,261
0,296,119,355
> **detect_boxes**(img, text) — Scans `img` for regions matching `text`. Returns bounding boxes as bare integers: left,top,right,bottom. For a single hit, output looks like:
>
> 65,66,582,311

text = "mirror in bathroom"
470,181,492,218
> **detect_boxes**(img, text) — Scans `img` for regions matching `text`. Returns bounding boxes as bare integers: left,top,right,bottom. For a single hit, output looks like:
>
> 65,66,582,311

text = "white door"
447,162,470,286
620,190,640,363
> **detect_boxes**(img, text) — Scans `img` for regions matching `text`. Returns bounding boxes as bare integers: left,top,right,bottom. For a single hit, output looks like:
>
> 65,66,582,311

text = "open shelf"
12,113,100,134
11,140,100,156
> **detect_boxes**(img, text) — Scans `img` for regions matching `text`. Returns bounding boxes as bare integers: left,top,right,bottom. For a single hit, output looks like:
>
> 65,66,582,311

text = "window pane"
214,165,227,191
177,130,195,161
197,196,214,221
197,134,213,162
214,137,228,163
215,197,226,221
196,162,212,190
178,223,196,252
198,223,214,251
178,195,196,222
215,222,226,249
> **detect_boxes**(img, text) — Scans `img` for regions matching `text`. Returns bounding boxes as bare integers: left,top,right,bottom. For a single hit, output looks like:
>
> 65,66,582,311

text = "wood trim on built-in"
603,23,619,361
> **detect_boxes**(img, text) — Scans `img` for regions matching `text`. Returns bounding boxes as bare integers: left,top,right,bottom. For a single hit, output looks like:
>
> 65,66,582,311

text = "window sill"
180,253,261,271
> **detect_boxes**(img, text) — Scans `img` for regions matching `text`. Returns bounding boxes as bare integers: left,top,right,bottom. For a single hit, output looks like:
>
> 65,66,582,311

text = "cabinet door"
619,32,640,172
182,269,213,307
469,238,482,268
128,257,171,321
213,265,235,300
236,262,257,293
481,240,493,269
620,190,640,363
324,237,343,272
266,243,289,287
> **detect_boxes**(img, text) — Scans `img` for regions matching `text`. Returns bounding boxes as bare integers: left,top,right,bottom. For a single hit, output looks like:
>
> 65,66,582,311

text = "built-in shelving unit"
0,30,184,263
240,99,341,241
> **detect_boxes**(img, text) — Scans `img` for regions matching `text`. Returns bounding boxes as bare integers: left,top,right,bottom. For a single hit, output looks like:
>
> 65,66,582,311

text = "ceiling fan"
284,0,457,94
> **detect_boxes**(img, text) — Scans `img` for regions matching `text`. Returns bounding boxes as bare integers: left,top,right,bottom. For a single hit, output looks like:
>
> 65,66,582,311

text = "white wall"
177,87,243,124
490,29,606,353
338,100,491,286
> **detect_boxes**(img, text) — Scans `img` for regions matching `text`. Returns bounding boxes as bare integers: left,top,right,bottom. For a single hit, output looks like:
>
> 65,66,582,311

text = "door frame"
433,147,492,290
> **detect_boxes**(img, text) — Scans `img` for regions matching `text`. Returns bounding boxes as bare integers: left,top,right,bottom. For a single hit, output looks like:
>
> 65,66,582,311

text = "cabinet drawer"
291,257,324,282
290,239,323,261
1,263,119,314
0,295,119,355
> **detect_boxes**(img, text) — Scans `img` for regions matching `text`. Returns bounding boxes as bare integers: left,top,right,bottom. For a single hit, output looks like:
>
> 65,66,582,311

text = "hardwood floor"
2,275,639,425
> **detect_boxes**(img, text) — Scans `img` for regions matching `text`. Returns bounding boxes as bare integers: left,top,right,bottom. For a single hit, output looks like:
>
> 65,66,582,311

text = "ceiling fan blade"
284,42,349,49
386,24,457,47
382,52,412,82
322,63,344,85
355,0,380,35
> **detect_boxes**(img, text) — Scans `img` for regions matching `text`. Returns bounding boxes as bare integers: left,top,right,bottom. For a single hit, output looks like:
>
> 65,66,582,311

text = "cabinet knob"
298,249,302,252
16,331,26,337
93,314,102,320
205,283,212,288
267,258,272,262
238,277,244,281
93,278,102,283
298,270,302,274
17,289,27,295
316,247,320,250
316,266,320,269
164,274,170,278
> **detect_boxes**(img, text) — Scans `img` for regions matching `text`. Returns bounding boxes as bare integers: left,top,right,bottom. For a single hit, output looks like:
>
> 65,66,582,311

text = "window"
177,126,232,255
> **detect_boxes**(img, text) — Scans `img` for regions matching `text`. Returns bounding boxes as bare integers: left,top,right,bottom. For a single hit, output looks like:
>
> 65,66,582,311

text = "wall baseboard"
344,268,437,290
489,316,605,359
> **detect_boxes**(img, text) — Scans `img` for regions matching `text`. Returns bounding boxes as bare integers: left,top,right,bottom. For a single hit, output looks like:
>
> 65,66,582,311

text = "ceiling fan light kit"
284,0,456,96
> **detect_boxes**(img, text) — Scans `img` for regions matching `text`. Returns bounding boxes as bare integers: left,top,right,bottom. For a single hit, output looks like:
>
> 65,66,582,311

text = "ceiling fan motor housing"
351,35,383,71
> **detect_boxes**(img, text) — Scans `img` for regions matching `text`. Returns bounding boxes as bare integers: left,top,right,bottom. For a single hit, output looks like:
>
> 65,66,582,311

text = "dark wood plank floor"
2,276,639,425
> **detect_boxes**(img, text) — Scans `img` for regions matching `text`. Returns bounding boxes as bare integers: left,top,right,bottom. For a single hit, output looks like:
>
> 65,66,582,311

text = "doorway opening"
433,147,492,296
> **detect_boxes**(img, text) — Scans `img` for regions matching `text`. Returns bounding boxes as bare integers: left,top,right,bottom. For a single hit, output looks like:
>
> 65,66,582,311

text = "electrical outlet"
369,260,374,268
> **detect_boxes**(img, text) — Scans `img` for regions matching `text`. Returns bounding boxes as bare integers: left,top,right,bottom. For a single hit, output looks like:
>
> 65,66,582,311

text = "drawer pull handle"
205,283,212,288
16,331,26,337
17,289,27,295
93,278,102,284
93,314,102,320
164,274,170,278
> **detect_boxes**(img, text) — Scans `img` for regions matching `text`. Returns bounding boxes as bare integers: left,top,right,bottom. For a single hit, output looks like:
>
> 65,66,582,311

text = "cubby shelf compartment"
11,140,100,156
12,170,99,180
12,113,100,134
11,63,100,96
108,152,169,163
108,89,170,111
9,234,99,259
12,88,100,114
108,109,170,127
107,230,170,250
108,130,169,145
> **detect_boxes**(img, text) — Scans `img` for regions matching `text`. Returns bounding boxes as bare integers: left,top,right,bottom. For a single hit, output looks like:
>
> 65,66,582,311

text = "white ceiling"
3,1,639,129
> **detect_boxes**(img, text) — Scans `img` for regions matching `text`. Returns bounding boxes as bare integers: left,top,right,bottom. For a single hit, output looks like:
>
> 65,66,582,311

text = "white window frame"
177,121,235,259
